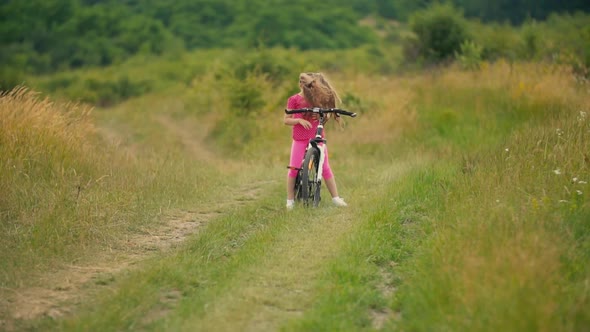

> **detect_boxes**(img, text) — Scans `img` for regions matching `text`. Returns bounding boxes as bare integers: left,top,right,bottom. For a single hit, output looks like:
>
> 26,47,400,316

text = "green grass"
285,64,590,331
396,112,590,331
282,160,439,332
2,56,589,331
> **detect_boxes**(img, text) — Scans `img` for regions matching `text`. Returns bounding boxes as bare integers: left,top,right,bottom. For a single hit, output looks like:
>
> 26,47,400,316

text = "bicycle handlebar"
285,107,357,118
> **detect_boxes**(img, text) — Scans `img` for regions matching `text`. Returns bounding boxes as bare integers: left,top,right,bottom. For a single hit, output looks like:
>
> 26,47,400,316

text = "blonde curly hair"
299,72,341,109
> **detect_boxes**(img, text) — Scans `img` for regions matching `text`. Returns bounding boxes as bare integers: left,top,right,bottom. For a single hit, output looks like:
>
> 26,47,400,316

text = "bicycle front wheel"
300,147,321,207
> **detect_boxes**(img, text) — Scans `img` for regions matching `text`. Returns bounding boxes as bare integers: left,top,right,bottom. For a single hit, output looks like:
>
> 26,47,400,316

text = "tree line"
0,0,589,77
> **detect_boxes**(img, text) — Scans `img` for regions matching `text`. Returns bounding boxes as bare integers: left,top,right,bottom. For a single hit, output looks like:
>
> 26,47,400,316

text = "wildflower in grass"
573,177,579,183
578,111,587,121
577,190,583,195
559,200,568,203
504,148,509,152
553,168,561,175
531,198,539,210
579,181,587,185
556,128,563,136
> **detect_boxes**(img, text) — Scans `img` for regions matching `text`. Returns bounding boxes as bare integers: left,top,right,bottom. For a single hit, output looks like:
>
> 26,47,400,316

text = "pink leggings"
288,140,333,179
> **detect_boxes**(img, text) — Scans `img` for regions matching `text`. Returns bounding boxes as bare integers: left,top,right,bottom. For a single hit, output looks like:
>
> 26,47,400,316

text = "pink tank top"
286,94,321,141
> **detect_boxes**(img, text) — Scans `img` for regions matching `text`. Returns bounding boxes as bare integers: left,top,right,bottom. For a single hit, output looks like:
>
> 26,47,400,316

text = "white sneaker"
332,197,348,207
286,200,295,210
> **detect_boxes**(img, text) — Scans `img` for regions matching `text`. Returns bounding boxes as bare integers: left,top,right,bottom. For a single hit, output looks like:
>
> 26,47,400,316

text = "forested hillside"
1,0,589,77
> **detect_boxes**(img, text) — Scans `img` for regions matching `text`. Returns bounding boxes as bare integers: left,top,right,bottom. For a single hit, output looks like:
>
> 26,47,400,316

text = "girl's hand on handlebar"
298,118,312,129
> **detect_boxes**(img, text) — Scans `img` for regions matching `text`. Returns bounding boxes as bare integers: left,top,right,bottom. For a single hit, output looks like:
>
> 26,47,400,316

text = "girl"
284,72,347,210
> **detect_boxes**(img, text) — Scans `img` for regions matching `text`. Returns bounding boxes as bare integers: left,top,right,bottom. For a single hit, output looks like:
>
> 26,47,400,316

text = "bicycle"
285,107,357,207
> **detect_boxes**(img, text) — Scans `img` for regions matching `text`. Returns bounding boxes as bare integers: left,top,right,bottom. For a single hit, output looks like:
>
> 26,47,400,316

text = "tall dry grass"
1,87,109,284
1,87,97,223
0,87,211,287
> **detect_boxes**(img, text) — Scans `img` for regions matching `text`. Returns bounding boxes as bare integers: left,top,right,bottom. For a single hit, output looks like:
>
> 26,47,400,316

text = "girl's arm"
284,113,312,129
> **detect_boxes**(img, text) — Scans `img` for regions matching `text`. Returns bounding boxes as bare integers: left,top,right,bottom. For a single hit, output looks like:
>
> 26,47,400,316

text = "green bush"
245,4,375,50
456,40,483,70
406,3,469,63
549,16,590,78
0,67,24,91
227,75,265,114
469,22,520,61
233,50,297,86
577,25,590,77
521,21,541,60
207,73,267,154
341,92,369,113
53,75,153,106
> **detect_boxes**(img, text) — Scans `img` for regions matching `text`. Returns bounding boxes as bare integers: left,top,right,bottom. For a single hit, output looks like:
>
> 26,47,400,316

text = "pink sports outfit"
286,94,333,179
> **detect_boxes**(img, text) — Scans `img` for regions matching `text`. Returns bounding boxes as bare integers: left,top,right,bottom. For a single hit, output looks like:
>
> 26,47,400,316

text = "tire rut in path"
0,180,273,332
189,160,418,331
187,209,357,332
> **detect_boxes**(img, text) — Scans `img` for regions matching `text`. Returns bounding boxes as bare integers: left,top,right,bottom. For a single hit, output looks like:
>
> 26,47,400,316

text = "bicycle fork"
317,143,326,183
310,121,327,183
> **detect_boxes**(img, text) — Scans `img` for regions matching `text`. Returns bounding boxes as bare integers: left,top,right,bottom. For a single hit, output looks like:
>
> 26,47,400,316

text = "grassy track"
2,60,589,331
180,161,418,332
188,207,358,331
26,155,419,331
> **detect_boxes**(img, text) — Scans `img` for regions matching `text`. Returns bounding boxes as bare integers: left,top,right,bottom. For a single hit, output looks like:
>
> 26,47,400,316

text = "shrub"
207,73,267,154
67,76,152,106
520,21,541,60
227,74,265,115
0,67,24,92
470,22,520,62
406,3,469,63
341,92,368,113
456,40,483,70
233,50,297,86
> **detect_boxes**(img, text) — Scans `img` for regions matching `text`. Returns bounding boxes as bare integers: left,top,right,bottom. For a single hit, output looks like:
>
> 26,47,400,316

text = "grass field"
1,54,589,331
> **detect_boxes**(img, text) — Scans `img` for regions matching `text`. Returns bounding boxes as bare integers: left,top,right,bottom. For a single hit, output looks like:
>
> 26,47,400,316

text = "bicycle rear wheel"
300,147,321,207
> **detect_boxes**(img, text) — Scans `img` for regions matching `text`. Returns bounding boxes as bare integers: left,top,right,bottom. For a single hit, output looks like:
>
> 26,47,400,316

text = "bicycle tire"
300,147,321,207
294,169,303,201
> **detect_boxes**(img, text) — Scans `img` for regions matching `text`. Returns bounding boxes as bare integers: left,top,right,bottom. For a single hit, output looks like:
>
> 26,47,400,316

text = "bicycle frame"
285,107,356,206
306,113,328,183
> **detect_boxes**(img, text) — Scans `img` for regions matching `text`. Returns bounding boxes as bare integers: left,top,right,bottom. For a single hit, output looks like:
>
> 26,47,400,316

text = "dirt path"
187,209,357,331
179,161,414,331
1,158,411,331
1,93,415,331
1,103,269,330
156,114,222,165
0,175,272,332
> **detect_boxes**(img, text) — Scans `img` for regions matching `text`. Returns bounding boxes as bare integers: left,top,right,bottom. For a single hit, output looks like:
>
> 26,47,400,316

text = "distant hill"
1,0,589,75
